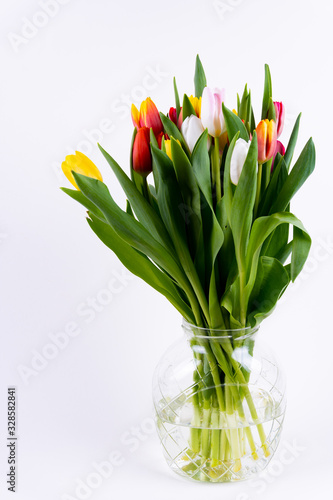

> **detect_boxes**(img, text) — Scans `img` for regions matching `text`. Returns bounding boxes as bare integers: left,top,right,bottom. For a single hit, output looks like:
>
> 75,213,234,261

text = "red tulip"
274,101,285,138
132,127,152,177
169,107,178,125
156,131,169,149
256,119,277,164
168,106,183,129
131,98,163,136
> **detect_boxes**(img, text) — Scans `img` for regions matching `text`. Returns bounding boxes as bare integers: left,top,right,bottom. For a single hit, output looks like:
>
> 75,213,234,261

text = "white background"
1,0,332,499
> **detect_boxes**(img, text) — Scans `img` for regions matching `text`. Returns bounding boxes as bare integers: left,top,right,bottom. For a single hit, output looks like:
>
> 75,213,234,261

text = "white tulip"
181,115,205,153
201,87,226,138
230,138,252,185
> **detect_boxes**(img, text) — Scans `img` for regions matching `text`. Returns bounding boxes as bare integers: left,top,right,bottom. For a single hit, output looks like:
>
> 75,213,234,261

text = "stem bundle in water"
186,333,270,477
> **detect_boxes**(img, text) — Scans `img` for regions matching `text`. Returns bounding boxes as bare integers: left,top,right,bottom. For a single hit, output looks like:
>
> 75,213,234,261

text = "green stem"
201,399,211,460
214,138,221,203
211,404,220,466
254,162,263,218
222,339,269,455
190,392,201,454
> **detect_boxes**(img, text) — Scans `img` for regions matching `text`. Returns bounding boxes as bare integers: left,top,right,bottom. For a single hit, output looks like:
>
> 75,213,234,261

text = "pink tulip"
274,101,285,138
201,87,226,137
272,140,286,172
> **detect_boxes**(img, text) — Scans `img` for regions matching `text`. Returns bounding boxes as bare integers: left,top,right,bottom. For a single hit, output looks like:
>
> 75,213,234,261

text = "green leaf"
229,133,258,269
222,103,249,142
238,84,249,123
98,143,175,253
250,102,256,132
171,138,202,258
274,241,293,264
269,138,316,214
209,269,224,329
191,130,212,208
60,187,106,221
291,225,311,280
173,77,181,118
284,113,301,170
247,256,290,327
261,64,272,119
245,212,311,307
194,55,207,98
126,200,134,217
159,112,188,151
151,145,209,323
72,173,192,298
182,94,196,121
267,98,276,121
258,155,288,217
87,213,195,323
149,127,159,148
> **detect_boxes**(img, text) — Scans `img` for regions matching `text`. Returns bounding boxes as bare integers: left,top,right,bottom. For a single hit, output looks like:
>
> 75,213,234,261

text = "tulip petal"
230,138,252,185
131,104,140,129
181,115,205,153
132,127,152,176
201,86,225,137
62,152,103,190
139,97,163,136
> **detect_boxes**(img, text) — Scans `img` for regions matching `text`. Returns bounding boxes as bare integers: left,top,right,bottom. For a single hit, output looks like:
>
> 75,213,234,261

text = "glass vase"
153,320,286,482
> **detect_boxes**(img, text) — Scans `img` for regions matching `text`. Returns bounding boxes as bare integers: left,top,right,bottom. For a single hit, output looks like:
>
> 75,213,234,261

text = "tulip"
131,97,163,136
156,131,169,149
256,119,277,163
164,139,172,160
189,95,202,118
230,138,252,185
62,151,103,190
169,107,178,126
164,139,181,160
272,140,286,171
274,101,285,138
132,127,152,177
177,108,183,129
181,115,205,153
201,87,226,137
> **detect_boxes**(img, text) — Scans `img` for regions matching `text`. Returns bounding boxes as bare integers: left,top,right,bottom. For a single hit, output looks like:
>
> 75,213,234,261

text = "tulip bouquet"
61,56,315,476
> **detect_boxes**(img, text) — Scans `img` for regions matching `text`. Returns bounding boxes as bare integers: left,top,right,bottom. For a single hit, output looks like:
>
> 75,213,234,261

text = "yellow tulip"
164,139,181,160
61,151,103,190
189,95,202,118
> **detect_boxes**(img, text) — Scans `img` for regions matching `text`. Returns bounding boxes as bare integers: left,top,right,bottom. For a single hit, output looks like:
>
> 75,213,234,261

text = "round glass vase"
153,320,286,483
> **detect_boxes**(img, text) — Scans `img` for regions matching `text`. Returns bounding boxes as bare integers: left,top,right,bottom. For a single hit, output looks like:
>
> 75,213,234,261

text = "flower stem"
214,138,221,203
254,162,263,217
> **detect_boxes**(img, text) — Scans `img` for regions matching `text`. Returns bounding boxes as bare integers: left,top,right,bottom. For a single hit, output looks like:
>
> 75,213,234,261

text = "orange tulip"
131,97,163,136
256,119,277,164
132,127,152,177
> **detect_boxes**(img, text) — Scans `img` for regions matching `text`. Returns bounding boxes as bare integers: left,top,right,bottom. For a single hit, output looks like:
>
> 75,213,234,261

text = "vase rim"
182,318,259,340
